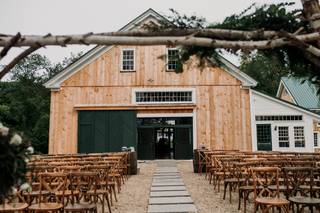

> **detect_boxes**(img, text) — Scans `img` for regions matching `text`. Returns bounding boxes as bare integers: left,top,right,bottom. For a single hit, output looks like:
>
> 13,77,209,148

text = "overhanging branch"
0,47,39,79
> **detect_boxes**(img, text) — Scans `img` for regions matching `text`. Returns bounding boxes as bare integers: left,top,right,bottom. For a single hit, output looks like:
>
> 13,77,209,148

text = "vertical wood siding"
48,45,252,154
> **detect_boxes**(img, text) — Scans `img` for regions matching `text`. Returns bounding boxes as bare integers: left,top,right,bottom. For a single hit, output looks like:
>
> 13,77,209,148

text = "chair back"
251,167,281,199
38,172,67,203
283,167,314,198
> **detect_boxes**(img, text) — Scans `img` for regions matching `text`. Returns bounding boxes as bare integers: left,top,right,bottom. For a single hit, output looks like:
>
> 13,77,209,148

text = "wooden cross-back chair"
238,162,260,213
64,172,98,213
251,167,290,213
28,172,67,213
283,167,320,212
0,186,29,212
86,165,114,210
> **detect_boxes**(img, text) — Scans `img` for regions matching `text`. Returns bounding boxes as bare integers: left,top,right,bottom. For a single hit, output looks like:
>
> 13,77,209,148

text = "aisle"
147,160,197,213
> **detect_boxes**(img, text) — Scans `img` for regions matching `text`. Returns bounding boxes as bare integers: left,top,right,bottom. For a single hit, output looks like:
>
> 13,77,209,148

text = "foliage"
163,3,318,95
240,53,290,95
0,52,82,153
0,123,32,197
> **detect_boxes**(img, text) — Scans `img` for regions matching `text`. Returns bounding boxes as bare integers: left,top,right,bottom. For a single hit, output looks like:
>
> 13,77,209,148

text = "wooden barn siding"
48,45,252,154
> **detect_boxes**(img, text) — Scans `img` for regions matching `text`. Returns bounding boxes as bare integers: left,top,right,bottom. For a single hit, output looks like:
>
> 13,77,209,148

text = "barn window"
294,126,305,147
278,126,289,148
255,115,302,121
167,48,179,71
133,89,195,104
121,49,135,71
314,132,318,147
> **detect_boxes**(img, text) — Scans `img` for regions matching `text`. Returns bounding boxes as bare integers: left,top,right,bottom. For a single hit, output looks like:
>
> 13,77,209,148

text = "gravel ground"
98,160,253,213
108,161,156,213
178,160,251,213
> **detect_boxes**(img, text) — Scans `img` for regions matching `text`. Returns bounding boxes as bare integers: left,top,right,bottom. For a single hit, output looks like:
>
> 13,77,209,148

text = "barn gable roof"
44,8,257,90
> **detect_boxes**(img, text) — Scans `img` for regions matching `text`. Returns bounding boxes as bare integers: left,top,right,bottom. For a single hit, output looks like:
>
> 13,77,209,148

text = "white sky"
0,0,300,67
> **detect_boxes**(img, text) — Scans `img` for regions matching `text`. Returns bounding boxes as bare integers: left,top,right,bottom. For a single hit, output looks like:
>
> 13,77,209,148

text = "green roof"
281,76,320,109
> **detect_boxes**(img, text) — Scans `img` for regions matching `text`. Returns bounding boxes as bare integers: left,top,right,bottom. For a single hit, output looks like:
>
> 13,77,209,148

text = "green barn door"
256,124,272,151
78,110,137,153
137,127,155,160
174,127,193,159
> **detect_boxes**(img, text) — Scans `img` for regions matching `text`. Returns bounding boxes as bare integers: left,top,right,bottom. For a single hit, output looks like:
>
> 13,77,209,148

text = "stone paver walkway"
147,161,197,213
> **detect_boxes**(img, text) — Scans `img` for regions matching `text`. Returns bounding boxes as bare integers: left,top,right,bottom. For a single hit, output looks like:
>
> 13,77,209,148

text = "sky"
0,0,300,68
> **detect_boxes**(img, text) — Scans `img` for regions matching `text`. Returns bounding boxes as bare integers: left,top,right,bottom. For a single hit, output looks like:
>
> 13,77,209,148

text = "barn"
44,9,256,159
44,8,320,158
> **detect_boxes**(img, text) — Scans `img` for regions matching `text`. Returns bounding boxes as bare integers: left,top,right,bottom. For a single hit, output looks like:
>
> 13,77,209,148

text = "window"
121,49,135,71
167,48,179,71
278,126,289,147
314,132,318,147
294,126,305,147
255,115,303,121
134,89,194,104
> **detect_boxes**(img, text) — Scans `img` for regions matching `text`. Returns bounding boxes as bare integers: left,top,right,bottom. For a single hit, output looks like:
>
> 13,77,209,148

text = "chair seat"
55,190,79,196
239,185,254,191
268,185,288,191
256,197,289,206
64,203,97,211
87,189,108,195
289,196,320,205
225,178,245,183
28,202,63,211
0,203,28,211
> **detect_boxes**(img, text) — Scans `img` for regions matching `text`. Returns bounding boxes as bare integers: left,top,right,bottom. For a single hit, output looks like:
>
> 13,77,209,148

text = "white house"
251,90,320,152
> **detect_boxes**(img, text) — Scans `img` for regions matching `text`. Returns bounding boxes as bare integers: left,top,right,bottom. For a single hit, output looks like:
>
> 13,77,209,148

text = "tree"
0,53,82,153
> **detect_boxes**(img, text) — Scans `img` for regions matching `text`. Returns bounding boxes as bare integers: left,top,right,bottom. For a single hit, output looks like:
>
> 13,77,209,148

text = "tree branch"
0,32,319,50
0,33,21,60
0,47,39,79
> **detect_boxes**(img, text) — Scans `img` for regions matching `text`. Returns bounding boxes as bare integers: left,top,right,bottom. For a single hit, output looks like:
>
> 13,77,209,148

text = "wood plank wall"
48,45,252,154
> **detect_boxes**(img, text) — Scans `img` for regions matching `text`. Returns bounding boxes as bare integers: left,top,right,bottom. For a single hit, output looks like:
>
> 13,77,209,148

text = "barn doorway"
137,117,193,160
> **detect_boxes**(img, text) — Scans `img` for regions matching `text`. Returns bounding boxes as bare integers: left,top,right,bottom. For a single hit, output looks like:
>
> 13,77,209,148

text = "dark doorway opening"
137,117,193,160
155,127,174,159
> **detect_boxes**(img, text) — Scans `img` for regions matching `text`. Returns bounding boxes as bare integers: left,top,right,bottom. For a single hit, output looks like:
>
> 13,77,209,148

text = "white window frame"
120,48,135,72
294,126,305,148
166,48,179,71
132,88,196,105
278,126,290,148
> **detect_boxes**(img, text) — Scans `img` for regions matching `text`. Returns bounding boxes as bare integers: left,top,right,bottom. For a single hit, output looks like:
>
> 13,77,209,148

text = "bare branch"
0,47,39,79
0,33,21,60
0,32,319,50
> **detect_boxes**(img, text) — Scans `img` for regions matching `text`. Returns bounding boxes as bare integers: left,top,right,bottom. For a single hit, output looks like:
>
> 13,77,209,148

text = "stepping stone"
147,204,197,213
150,191,190,197
151,186,187,191
152,179,183,183
152,182,184,186
153,175,181,179
149,196,193,204
154,173,180,176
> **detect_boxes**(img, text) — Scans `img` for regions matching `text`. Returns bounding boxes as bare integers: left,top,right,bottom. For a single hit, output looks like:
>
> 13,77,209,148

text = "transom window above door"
121,49,135,71
133,88,195,104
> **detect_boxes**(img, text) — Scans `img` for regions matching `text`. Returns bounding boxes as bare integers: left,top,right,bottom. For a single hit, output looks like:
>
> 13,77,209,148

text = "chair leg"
223,182,227,200
238,190,242,210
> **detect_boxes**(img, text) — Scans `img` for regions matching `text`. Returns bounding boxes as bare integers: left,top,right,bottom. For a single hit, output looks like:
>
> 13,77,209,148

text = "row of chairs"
0,151,132,213
196,149,320,212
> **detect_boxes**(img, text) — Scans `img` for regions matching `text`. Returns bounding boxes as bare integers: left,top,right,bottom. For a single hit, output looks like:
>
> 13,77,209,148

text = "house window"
167,48,179,71
314,132,318,147
255,115,302,121
121,49,135,71
134,89,194,104
278,126,289,147
294,126,305,147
